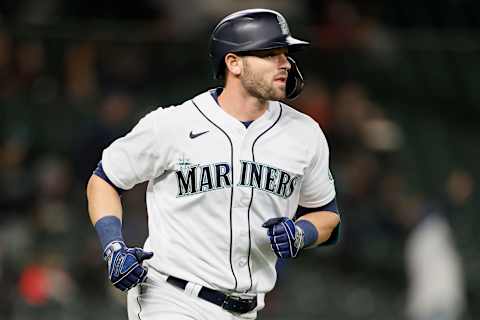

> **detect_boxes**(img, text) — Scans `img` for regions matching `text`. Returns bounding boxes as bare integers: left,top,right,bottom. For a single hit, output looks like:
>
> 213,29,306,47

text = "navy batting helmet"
209,8,310,100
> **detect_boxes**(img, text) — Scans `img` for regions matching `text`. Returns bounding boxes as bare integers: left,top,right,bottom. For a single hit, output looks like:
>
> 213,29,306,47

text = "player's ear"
224,53,242,77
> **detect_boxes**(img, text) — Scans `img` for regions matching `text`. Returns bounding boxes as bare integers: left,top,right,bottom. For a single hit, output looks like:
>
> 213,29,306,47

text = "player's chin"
271,82,287,99
275,86,287,100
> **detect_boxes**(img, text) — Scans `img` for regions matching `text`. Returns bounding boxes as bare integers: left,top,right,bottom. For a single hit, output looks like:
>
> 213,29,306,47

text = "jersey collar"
191,89,281,136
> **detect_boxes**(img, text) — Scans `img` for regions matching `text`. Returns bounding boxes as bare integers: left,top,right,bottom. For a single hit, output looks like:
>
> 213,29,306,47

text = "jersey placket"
191,94,281,293
230,126,253,292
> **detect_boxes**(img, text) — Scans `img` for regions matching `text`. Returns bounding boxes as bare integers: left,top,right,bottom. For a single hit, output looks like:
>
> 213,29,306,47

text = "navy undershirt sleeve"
295,198,339,217
93,161,126,195
295,197,341,246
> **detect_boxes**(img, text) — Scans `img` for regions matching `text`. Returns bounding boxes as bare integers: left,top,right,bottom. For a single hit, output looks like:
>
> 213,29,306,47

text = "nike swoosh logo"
189,130,209,139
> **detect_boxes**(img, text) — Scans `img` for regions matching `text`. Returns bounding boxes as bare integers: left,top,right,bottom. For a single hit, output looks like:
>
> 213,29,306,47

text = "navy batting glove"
103,241,154,291
262,217,304,258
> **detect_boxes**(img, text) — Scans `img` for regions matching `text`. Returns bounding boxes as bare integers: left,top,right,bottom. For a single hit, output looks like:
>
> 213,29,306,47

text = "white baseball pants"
127,271,264,320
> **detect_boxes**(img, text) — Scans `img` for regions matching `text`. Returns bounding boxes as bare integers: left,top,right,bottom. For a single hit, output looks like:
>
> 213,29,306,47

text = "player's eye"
255,53,271,58
251,50,277,58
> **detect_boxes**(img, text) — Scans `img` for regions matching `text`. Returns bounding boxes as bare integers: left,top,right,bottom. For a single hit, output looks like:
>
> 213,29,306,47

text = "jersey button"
238,258,248,267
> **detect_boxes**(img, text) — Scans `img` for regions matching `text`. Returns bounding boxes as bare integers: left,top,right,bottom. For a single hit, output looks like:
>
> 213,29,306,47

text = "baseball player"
86,8,340,320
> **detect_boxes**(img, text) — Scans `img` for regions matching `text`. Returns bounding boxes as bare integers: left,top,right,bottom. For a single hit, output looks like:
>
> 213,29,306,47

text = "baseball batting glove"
103,241,153,291
262,217,304,258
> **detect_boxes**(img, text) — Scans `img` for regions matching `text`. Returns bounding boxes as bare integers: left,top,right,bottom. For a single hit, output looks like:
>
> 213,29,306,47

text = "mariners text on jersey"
176,160,301,198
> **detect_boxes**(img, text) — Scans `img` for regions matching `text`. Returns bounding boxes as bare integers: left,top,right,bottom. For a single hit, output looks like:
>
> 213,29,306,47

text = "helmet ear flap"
285,57,305,100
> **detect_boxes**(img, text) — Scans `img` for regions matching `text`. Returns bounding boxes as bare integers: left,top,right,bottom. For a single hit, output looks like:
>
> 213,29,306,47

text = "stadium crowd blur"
0,1,478,319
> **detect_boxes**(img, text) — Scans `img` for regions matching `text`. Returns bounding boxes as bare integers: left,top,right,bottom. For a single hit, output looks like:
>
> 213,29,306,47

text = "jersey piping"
191,100,238,290
137,284,144,320
246,103,283,292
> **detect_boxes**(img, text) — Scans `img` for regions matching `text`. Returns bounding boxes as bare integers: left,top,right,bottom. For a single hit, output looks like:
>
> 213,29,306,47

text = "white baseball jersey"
102,89,336,296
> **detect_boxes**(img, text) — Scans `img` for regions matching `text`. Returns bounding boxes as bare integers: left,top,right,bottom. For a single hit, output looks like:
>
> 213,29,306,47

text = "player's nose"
279,53,291,71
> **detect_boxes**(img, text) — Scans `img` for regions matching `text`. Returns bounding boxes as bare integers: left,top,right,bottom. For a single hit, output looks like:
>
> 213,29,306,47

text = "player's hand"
262,217,304,258
103,241,154,291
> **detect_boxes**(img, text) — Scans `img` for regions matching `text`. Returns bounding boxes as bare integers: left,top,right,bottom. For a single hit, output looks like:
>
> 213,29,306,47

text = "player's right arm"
87,108,172,290
86,172,153,291
86,174,123,225
85,109,169,291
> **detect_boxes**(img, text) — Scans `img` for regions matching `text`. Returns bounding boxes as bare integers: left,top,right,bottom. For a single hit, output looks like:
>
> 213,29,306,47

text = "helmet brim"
284,36,310,51
231,36,310,55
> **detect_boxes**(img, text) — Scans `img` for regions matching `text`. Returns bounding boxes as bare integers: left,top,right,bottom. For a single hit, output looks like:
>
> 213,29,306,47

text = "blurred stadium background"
0,1,478,319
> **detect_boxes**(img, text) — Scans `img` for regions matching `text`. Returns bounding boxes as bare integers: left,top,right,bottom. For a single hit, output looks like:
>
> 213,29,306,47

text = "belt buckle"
220,293,236,309
221,294,256,314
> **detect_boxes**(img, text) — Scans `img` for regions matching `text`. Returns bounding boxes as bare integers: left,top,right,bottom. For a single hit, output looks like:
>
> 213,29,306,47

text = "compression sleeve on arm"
296,219,318,248
94,216,124,250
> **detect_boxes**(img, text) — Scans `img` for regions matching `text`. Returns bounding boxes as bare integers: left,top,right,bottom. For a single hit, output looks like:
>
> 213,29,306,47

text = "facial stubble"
241,59,286,101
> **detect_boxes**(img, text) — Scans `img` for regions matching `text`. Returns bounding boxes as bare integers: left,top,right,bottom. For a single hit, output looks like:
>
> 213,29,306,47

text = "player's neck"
217,85,268,122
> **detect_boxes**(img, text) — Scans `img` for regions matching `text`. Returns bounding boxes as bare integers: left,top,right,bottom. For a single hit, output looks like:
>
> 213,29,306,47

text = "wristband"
94,216,124,250
295,220,318,248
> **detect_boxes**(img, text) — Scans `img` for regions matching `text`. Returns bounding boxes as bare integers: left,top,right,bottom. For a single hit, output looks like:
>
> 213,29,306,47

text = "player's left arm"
296,209,340,248
294,198,341,247
263,199,340,258
263,123,340,258
296,124,341,248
